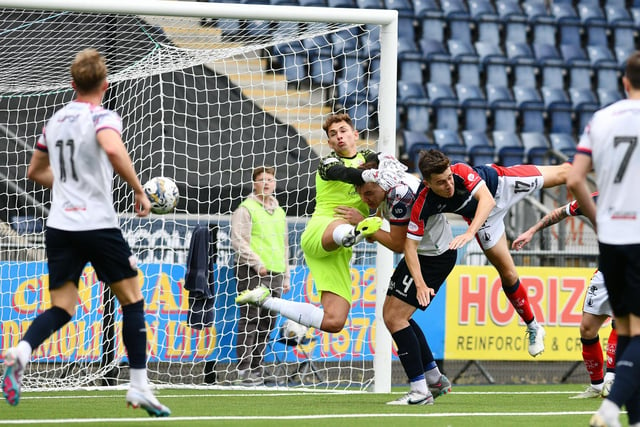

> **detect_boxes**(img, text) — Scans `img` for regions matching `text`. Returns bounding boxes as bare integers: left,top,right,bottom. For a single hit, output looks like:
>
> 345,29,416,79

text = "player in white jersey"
568,50,640,427
349,162,456,405
1,49,170,417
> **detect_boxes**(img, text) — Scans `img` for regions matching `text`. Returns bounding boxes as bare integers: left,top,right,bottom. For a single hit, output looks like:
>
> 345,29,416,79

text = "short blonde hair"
70,48,107,93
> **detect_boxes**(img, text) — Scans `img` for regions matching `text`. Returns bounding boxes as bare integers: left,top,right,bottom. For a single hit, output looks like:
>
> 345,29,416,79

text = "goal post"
0,0,397,392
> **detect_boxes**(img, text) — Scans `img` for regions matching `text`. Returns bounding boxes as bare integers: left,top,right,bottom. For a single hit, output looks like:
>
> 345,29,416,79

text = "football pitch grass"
0,384,624,426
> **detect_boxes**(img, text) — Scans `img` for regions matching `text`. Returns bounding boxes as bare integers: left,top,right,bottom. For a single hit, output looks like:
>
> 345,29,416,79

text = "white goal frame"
0,0,398,393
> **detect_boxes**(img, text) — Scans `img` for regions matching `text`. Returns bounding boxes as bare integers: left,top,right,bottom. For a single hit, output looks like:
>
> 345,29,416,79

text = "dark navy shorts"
45,227,138,290
387,249,457,310
598,242,640,317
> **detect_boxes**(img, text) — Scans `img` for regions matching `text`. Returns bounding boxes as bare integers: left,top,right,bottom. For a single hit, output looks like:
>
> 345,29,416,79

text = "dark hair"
252,166,275,181
354,160,379,189
418,149,450,180
322,113,353,135
626,51,640,90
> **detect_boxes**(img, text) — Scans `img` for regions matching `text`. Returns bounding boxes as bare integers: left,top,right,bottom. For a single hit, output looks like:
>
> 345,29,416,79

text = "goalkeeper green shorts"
301,216,354,304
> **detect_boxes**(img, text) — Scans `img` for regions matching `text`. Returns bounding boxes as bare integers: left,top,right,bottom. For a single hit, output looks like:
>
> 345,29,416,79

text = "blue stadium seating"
492,130,525,166
540,86,573,134
513,85,545,133
568,87,599,134
398,80,430,132
327,0,356,7
560,44,593,90
442,0,472,44
427,82,459,130
414,0,446,42
361,24,381,57
398,37,425,83
469,0,500,45
358,0,384,8
552,3,581,46
523,1,557,45
577,2,609,46
433,128,464,149
597,88,622,107
549,132,577,159
462,130,495,165
419,38,453,85
486,84,518,132
606,5,636,50
586,45,621,91
273,42,307,83
298,0,327,5
496,0,528,44
533,43,566,89
506,42,539,88
448,39,480,86
456,83,488,131
303,36,335,86
402,130,438,170
520,132,551,165
331,27,360,55
475,41,510,87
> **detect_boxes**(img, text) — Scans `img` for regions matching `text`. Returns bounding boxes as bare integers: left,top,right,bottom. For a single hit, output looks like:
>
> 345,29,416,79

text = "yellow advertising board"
445,265,611,361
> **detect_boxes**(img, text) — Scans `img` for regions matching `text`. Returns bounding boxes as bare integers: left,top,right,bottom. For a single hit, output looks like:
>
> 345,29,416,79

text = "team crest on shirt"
468,173,475,181
408,221,419,232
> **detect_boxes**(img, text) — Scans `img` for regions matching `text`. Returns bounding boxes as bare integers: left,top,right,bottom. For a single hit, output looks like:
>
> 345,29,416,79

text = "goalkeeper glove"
361,168,402,191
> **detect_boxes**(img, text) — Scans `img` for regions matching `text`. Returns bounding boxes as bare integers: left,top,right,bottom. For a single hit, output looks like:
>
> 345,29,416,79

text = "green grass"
0,384,627,427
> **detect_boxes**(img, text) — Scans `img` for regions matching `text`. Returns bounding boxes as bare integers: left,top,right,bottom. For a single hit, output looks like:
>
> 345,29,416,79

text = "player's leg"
602,324,617,397
536,163,571,188
571,312,609,398
323,217,382,250
483,234,545,357
91,229,170,417
234,264,262,384
3,227,81,406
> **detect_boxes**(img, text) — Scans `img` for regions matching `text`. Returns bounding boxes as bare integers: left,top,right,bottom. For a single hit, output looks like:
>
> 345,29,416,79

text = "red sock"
503,280,534,323
606,327,618,372
581,336,604,384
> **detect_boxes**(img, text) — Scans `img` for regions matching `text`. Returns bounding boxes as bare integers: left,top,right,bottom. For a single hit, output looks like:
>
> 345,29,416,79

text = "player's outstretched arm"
513,206,569,250
97,129,150,216
449,184,495,250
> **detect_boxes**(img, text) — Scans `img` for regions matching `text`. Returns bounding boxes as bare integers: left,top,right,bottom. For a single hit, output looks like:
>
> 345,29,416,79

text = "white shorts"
583,270,612,317
475,167,544,250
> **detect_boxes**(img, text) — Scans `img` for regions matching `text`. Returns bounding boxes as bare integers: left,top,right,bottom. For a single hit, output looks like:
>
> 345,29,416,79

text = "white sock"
425,366,442,385
410,377,428,395
16,341,32,367
130,368,149,389
332,224,354,246
604,372,615,383
527,319,539,329
262,297,324,329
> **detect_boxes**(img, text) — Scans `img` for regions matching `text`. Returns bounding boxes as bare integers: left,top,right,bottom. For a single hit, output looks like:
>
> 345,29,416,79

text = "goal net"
0,0,397,391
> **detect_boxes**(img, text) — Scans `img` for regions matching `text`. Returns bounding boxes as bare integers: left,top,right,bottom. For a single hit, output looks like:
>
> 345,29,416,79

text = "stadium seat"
398,80,431,132
303,36,335,86
327,0,356,7
520,132,551,165
475,41,510,87
506,42,538,88
492,130,525,166
442,0,472,44
469,0,500,45
540,86,573,134
486,84,518,132
577,2,608,46
384,0,416,40
605,5,636,50
586,45,621,91
496,0,528,44
448,39,480,86
560,44,593,90
402,130,438,171
273,41,307,83
522,1,556,46
513,85,545,133
456,83,488,131
631,7,640,28
270,0,298,4
462,130,495,165
331,27,360,55
419,38,453,85
433,128,464,150
533,43,566,89
398,37,425,83
414,0,446,42
357,0,383,8
551,3,581,46
298,0,328,5
568,87,599,134
614,45,635,68
427,82,459,131
360,24,381,57
549,132,577,159
597,88,622,107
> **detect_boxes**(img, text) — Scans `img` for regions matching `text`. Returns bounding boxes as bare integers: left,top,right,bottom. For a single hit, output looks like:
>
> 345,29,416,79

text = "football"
143,176,179,214
281,319,309,343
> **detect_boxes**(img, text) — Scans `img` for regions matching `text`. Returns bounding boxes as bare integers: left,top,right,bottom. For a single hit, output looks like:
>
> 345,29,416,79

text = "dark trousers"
235,264,284,373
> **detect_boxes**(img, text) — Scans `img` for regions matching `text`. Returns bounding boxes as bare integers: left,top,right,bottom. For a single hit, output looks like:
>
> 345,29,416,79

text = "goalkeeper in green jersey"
236,113,394,333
